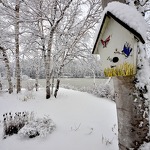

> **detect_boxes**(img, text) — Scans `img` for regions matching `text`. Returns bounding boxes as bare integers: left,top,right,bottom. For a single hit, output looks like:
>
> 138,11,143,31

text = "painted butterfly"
122,42,132,57
101,35,110,48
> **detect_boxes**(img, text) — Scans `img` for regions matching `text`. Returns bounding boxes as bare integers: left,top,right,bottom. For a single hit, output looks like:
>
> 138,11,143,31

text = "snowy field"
0,88,118,150
1,78,110,89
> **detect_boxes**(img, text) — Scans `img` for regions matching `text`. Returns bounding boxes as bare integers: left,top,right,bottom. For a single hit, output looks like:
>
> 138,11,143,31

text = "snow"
102,2,148,41
140,143,150,150
0,88,118,150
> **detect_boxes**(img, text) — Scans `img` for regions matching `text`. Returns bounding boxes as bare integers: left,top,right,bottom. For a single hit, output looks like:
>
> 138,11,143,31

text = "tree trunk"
102,0,149,149
54,79,60,98
114,76,149,149
45,29,55,99
0,47,13,94
45,0,72,99
51,72,54,95
0,81,2,90
35,65,39,91
54,63,64,98
15,0,21,93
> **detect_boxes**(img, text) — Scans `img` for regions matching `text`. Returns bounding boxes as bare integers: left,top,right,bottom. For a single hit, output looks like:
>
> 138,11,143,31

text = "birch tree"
102,0,150,149
21,0,102,98
0,46,13,93
46,0,74,99
53,0,102,97
21,0,74,98
0,2,15,93
0,0,22,93
15,0,21,93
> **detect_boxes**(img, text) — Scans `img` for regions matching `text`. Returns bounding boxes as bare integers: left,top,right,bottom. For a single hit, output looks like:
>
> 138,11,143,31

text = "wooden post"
114,76,149,149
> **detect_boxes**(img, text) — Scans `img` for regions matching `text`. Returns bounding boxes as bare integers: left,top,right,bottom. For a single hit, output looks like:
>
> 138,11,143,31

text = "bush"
25,79,35,91
61,83,114,101
20,90,35,101
18,116,56,138
19,79,36,101
80,84,114,101
2,112,56,139
2,112,33,139
22,75,30,80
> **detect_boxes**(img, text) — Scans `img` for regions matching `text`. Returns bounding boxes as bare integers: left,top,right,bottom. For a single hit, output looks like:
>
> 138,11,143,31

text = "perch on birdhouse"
92,11,145,77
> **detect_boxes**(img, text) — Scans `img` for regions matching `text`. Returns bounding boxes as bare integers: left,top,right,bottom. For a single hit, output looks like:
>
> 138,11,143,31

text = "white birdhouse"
92,11,145,77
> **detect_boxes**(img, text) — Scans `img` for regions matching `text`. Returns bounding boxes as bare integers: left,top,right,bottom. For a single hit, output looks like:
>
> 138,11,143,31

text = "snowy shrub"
102,134,113,146
18,116,56,138
22,75,30,80
94,84,114,100
2,111,34,139
61,84,77,91
61,83,114,101
20,79,36,101
2,112,56,139
20,90,35,101
81,84,114,101
25,79,35,91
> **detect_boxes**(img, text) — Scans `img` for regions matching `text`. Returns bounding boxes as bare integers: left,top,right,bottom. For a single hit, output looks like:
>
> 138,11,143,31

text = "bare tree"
53,0,102,97
21,0,102,98
0,0,22,93
22,0,74,98
45,0,73,99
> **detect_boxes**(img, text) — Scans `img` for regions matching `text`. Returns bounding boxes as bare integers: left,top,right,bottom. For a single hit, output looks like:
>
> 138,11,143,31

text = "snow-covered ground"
0,88,118,150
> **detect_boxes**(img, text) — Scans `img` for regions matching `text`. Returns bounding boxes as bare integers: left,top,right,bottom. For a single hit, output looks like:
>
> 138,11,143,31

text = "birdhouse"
92,11,145,77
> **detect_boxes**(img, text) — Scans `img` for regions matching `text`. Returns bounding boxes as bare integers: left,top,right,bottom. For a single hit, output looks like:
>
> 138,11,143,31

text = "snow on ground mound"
0,88,118,150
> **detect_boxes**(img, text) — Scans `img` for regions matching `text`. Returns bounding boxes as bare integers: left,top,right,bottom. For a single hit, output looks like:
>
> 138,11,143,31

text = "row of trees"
0,58,102,79
0,0,103,98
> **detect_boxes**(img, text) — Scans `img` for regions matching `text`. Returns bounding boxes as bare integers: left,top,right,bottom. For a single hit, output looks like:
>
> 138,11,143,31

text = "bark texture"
35,60,39,91
45,29,54,99
15,0,21,93
0,47,13,94
53,63,64,98
114,76,149,149
51,75,54,95
54,79,60,98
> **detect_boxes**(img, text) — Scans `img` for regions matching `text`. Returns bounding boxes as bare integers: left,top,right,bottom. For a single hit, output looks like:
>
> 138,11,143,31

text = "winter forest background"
0,0,103,96
0,0,150,97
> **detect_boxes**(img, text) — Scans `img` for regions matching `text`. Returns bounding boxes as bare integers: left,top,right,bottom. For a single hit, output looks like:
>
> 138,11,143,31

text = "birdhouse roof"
92,2,147,54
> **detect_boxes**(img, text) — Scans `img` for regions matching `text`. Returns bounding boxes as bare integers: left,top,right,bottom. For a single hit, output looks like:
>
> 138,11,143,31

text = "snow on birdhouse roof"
92,2,148,54
104,2,147,42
